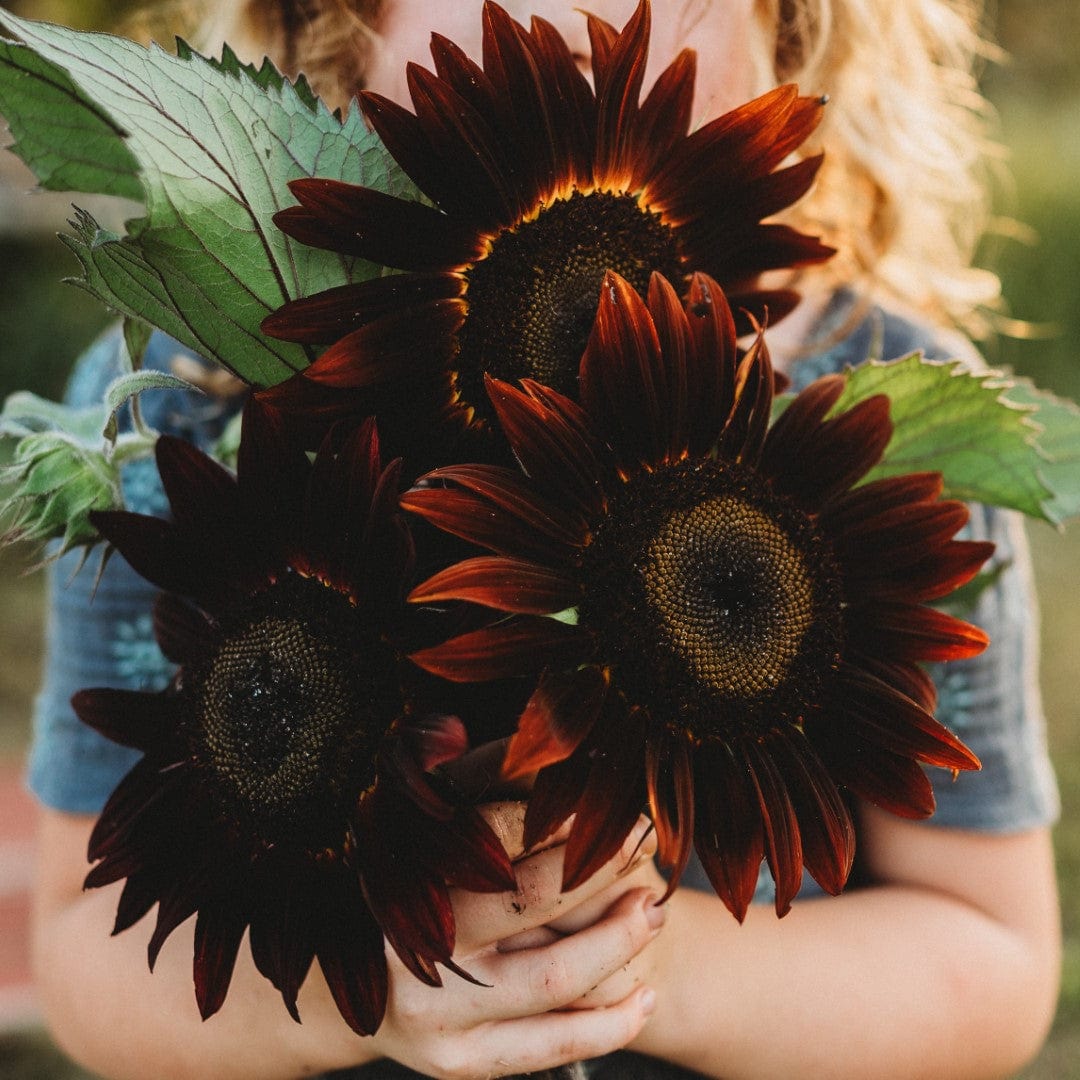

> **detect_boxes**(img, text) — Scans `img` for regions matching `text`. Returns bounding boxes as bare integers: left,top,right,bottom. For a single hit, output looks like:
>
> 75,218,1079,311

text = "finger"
545,847,664,937
496,925,562,953
482,888,663,1019
462,985,656,1078
453,816,655,948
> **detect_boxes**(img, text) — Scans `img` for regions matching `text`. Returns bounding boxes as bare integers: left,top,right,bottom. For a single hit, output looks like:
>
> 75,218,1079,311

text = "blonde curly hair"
124,0,1002,329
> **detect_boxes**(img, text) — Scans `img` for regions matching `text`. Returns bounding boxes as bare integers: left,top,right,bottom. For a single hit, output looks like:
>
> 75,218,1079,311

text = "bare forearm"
632,827,1060,1080
33,882,373,1080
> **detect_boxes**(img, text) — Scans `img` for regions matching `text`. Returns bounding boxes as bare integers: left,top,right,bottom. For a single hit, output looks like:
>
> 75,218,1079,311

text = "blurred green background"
0,0,1078,1076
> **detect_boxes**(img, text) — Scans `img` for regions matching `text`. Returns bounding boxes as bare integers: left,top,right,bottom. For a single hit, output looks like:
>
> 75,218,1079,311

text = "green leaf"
832,354,1053,521
122,317,153,371
1000,380,1080,525
102,369,201,443
0,13,421,388
0,391,156,561
0,38,142,199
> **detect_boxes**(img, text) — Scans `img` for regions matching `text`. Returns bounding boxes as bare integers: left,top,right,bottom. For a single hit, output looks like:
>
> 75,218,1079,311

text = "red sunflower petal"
719,330,775,466
72,688,179,753
486,376,607,518
315,886,389,1036
581,271,682,469
409,804,517,893
406,60,522,223
248,875,316,1024
503,665,608,779
586,11,618,77
829,664,980,772
409,616,586,682
399,712,470,773
845,540,997,604
91,510,210,597
852,601,990,662
820,471,944,527
148,875,205,971
647,85,813,205
766,394,893,509
402,484,578,566
523,748,592,852
360,796,458,969
693,742,765,923
262,273,466,345
634,48,695,181
152,593,216,666
562,703,648,892
819,735,938,819
760,374,846,472
113,866,168,936
155,434,237,533
768,732,855,897
742,736,804,917
852,654,939,713
297,298,466,390
481,4,558,206
683,272,739,453
525,16,596,186
592,0,650,186
193,904,248,1020
644,726,696,900
276,179,482,270
409,555,579,614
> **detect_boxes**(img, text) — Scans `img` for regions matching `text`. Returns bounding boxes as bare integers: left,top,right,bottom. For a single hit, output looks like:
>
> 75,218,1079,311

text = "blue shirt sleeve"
795,290,1060,832
26,328,241,813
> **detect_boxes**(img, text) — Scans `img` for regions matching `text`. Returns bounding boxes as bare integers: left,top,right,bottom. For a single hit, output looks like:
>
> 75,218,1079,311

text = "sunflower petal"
523,749,591,852
409,616,586,682
768,733,855,897
276,179,482,269
407,462,585,554
562,703,648,891
409,555,579,614
830,664,980,772
193,904,248,1020
852,602,990,662
72,688,178,753
644,726,696,900
486,376,607,518
582,271,683,469
693,743,765,922
316,886,389,1036
767,394,893,508
503,666,608,778
593,0,650,184
262,273,465,344
743,737,803,917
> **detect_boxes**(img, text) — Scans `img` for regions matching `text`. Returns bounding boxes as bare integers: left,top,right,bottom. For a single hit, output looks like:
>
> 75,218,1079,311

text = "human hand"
361,805,665,1079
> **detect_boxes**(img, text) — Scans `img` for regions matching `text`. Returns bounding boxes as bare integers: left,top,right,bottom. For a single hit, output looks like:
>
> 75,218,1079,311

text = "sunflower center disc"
580,460,844,739
457,190,683,420
192,576,392,840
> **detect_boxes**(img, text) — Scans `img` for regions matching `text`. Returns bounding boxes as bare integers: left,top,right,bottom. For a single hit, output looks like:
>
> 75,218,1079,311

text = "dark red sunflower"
402,270,990,919
71,400,515,1035
259,0,832,458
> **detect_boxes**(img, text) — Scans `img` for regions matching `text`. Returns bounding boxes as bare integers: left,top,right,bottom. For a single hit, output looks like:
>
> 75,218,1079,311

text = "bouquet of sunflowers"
1,0,1078,1054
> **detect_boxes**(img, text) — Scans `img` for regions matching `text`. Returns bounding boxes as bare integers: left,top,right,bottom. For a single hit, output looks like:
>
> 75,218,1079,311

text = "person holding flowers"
22,1,1061,1078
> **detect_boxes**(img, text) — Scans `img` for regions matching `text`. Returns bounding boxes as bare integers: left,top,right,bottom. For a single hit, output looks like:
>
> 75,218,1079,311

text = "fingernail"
640,988,657,1016
643,894,666,930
